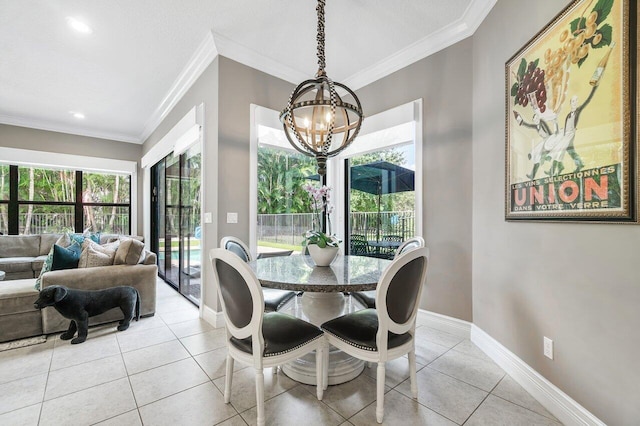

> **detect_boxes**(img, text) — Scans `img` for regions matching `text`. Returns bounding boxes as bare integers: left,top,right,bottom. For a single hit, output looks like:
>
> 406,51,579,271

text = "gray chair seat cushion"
351,290,376,308
321,309,411,352
230,312,322,357
262,288,297,312
0,257,37,273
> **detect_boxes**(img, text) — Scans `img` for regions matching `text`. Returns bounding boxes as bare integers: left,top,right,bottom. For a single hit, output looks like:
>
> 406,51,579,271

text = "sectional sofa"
0,234,158,343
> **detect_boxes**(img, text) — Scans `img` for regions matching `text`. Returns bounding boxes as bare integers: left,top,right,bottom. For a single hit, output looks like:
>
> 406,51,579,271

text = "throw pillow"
51,242,82,271
80,246,114,268
78,239,119,268
114,238,146,265
35,233,74,290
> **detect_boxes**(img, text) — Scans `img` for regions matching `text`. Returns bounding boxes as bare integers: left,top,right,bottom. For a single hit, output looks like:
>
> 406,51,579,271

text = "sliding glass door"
151,145,201,305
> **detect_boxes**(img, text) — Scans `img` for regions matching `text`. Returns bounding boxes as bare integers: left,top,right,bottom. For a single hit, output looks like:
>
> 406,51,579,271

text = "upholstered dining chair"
321,246,429,423
220,236,297,312
210,248,327,426
351,236,425,309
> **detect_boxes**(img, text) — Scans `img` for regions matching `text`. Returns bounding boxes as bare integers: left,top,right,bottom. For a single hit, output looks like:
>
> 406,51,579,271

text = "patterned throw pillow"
78,239,119,268
35,233,74,290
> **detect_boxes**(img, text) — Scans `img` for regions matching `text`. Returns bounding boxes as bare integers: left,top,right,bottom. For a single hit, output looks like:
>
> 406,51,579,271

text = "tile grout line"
460,372,506,425
37,334,57,425
115,331,144,425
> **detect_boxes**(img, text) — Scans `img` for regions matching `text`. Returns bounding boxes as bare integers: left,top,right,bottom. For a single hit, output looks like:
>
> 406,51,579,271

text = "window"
0,164,132,235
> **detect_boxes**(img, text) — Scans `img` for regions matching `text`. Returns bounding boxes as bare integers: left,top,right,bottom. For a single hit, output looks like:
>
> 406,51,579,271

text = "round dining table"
248,254,391,385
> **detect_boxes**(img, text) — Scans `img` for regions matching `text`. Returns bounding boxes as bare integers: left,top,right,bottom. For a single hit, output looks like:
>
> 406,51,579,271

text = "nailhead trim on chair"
263,334,325,357
321,329,378,352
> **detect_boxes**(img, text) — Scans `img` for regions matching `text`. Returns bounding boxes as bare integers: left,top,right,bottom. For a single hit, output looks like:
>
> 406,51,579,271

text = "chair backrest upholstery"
375,247,429,352
221,236,253,262
394,236,425,260
350,234,369,255
209,248,264,347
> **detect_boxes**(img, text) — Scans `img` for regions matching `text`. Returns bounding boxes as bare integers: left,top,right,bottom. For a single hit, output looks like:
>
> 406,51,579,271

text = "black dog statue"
34,285,140,344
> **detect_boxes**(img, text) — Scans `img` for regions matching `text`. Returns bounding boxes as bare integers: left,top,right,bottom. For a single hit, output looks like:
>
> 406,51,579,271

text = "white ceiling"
0,0,496,144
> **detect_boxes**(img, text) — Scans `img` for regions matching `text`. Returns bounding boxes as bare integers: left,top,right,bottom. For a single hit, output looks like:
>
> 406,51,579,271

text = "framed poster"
505,0,638,222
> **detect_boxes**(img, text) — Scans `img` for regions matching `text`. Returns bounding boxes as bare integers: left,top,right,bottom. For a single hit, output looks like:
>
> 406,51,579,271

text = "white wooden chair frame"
210,248,327,426
220,236,253,261
323,247,429,423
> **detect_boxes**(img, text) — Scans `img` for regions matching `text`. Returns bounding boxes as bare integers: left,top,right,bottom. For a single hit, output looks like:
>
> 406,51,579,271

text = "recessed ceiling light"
70,111,85,119
66,17,93,34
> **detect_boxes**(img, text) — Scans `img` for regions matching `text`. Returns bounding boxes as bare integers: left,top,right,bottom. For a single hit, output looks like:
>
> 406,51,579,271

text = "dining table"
248,254,391,385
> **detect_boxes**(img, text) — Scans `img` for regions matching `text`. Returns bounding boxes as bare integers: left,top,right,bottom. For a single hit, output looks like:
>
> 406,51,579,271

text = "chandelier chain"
316,0,326,73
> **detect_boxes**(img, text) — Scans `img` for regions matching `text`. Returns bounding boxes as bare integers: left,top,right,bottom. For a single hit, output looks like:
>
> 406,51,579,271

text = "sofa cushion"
0,279,40,315
0,235,40,258
51,242,82,270
32,255,48,274
0,257,36,273
0,278,43,343
114,239,145,265
39,233,62,256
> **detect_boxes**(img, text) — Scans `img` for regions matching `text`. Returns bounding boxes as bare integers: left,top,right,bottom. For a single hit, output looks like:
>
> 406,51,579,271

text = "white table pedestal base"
280,292,365,385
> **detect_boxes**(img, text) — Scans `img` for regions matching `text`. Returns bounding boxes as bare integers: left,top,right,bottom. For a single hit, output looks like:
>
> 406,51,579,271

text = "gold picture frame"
505,0,638,222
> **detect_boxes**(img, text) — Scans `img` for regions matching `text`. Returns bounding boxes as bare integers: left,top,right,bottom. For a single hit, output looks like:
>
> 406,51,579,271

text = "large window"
0,164,131,235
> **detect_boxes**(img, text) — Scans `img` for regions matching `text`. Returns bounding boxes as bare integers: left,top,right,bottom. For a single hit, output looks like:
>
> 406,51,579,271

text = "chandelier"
280,0,364,176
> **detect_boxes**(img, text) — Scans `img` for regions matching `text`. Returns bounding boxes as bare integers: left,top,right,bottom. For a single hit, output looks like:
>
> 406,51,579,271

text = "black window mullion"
75,170,83,232
8,165,18,234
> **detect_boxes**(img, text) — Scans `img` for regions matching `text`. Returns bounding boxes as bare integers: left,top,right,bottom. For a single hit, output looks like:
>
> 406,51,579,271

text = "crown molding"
138,31,218,144
0,113,140,144
213,31,308,86
344,0,497,90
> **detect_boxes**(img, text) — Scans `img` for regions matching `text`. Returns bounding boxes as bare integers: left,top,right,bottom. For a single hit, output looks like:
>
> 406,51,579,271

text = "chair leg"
323,340,329,390
255,368,265,426
316,345,324,400
272,365,278,375
408,349,418,398
224,355,234,403
376,362,385,423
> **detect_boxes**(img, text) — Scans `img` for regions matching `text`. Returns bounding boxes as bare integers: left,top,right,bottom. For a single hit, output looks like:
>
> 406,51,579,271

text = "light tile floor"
0,279,562,425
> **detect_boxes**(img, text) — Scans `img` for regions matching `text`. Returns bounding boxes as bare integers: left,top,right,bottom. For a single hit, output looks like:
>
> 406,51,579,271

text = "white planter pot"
307,244,339,267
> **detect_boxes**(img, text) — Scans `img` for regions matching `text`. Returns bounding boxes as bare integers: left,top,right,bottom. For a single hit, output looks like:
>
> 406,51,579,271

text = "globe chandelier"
280,0,364,176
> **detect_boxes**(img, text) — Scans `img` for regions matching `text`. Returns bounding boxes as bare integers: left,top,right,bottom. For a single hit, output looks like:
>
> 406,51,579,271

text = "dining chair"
352,236,425,309
321,246,429,423
349,234,370,256
210,248,327,426
220,236,297,312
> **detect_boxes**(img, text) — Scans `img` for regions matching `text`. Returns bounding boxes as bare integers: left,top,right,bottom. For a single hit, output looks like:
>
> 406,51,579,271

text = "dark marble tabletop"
247,254,392,292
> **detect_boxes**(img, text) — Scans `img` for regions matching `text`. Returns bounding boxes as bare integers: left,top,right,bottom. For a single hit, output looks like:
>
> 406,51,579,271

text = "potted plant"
302,184,340,266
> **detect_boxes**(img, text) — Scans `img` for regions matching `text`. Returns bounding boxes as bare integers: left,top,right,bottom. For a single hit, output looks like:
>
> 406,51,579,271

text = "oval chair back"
209,248,326,426
210,248,264,363
220,236,253,262
393,236,425,259
375,246,429,357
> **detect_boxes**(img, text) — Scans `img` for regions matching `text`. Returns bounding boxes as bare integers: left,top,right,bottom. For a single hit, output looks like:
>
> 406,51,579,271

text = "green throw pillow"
35,245,55,290
51,242,82,271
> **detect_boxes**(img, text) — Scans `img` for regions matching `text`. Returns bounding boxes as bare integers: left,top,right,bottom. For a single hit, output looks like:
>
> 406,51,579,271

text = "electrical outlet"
204,212,212,223
226,212,238,224
544,336,553,359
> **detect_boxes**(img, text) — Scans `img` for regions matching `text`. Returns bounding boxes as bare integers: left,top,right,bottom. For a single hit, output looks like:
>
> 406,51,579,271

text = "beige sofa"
0,234,158,343
0,234,61,280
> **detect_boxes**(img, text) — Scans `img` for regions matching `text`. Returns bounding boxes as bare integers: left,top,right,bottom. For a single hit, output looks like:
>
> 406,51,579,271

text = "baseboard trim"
417,309,472,339
201,305,224,328
471,325,605,426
